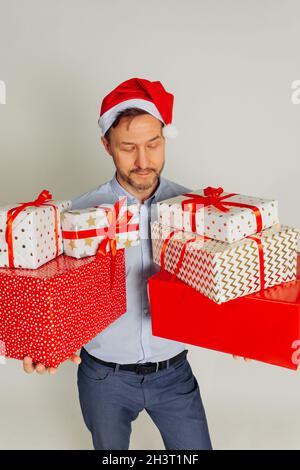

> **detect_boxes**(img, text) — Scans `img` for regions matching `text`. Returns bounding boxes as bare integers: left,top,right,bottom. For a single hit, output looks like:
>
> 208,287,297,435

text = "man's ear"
101,136,112,156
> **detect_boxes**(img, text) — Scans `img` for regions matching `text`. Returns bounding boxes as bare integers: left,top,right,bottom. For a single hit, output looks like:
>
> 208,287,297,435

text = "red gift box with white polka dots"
0,250,126,367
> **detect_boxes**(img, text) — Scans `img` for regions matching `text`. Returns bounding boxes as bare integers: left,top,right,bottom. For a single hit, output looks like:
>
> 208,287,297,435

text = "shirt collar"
110,171,163,205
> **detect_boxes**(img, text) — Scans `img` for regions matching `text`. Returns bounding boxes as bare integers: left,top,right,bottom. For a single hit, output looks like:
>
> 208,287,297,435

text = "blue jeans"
77,347,213,450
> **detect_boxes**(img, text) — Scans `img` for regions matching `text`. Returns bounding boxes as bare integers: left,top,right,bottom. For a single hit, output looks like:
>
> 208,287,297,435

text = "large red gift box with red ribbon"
0,250,126,367
148,253,300,370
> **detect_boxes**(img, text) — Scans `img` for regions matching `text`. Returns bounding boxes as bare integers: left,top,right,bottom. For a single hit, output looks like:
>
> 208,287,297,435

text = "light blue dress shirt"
71,172,191,364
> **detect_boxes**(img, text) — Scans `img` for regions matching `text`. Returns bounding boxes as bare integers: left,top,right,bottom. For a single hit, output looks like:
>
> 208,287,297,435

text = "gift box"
151,220,299,303
157,186,279,243
0,249,126,368
62,197,140,258
0,190,71,269
148,253,300,370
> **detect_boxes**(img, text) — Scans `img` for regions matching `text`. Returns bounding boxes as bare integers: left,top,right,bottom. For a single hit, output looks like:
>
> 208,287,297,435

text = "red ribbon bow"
95,197,134,290
5,189,59,268
62,201,138,242
182,186,263,234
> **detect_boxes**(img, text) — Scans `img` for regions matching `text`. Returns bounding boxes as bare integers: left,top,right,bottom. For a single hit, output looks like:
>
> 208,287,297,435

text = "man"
23,77,213,450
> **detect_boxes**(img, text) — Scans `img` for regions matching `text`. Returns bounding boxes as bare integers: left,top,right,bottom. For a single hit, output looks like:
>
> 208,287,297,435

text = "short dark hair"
104,107,164,142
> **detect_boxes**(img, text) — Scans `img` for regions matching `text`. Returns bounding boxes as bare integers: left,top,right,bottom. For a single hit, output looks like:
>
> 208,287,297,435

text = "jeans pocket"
78,357,113,381
172,358,188,372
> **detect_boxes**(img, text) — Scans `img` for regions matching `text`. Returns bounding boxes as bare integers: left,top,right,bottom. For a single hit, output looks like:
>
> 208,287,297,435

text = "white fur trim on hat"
98,98,164,136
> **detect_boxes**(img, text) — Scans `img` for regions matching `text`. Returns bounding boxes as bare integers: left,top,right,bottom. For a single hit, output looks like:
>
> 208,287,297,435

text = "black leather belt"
83,348,188,375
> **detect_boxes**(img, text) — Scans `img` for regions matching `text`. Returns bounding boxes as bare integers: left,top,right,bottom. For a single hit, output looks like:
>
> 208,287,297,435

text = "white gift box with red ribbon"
61,197,140,258
156,186,279,243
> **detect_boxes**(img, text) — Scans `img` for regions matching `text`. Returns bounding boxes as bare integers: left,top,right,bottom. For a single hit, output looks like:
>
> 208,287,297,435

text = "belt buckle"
135,364,150,375
135,362,159,375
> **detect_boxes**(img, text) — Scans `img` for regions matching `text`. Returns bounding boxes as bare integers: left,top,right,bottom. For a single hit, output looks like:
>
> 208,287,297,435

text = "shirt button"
143,308,148,315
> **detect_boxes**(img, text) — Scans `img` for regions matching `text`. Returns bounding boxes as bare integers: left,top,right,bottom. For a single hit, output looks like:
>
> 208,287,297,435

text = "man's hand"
23,353,81,375
232,355,251,362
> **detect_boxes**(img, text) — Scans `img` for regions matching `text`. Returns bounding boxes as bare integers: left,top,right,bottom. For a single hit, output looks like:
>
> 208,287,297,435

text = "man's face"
101,114,165,193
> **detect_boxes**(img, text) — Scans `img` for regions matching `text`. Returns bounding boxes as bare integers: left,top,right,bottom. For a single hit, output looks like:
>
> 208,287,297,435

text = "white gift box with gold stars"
0,200,72,269
61,203,140,258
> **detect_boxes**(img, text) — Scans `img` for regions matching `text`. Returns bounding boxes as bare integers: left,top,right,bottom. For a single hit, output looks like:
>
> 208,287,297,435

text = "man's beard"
118,163,164,192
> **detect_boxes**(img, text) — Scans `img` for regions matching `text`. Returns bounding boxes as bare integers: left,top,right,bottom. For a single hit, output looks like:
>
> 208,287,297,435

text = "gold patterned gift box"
0,191,71,269
156,186,279,243
151,220,299,304
61,198,140,258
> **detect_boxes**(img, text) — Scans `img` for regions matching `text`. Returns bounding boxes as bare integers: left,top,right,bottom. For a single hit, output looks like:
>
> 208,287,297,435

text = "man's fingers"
35,363,47,374
23,357,47,374
23,353,80,374
232,355,251,362
23,356,35,374
69,353,81,365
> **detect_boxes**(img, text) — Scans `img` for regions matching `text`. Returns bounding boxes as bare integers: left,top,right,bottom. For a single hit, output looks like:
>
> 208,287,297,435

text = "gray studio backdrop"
0,0,300,450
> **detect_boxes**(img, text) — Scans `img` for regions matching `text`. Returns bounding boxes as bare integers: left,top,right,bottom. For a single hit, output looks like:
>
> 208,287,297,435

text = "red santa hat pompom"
98,77,178,138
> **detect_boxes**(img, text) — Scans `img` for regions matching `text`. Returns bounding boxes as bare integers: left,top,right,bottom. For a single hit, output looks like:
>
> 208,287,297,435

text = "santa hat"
98,77,178,138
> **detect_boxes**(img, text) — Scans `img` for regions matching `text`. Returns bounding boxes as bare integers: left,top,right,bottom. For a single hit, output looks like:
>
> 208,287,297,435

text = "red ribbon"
247,235,265,291
62,222,138,241
160,229,210,280
5,189,59,268
91,197,134,290
182,186,263,234
160,229,266,292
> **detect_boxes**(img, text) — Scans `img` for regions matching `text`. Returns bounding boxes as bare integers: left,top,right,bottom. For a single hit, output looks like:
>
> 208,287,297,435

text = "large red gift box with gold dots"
0,250,126,367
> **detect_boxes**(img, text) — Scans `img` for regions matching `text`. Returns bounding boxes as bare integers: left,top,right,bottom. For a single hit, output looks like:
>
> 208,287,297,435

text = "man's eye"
123,147,135,152
148,144,159,149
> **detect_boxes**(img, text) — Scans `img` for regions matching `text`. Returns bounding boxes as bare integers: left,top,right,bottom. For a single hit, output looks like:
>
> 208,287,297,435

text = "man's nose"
135,147,149,169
